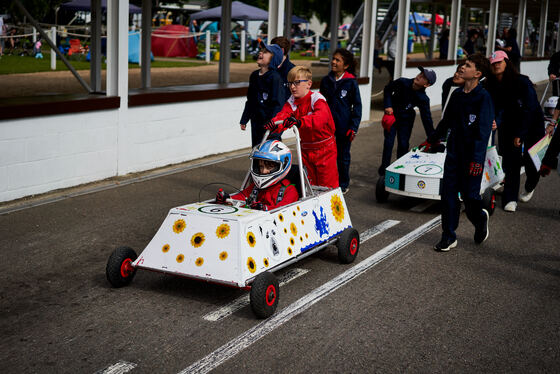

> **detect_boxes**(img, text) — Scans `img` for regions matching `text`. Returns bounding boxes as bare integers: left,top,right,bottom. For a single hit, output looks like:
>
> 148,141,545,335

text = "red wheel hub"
491,194,496,211
265,285,276,306
349,237,358,255
120,258,134,278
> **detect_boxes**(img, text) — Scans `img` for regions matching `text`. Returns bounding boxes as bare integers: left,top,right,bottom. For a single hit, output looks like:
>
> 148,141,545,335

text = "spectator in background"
486,51,544,212
408,26,415,53
547,50,560,96
463,29,478,56
239,42,285,147
441,63,465,110
385,28,397,80
496,28,521,72
271,36,295,102
439,29,449,60
320,48,362,193
0,16,5,56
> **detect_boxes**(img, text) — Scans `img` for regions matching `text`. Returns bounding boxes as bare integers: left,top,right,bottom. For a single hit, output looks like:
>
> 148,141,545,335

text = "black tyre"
106,246,138,288
337,227,360,264
250,271,279,319
376,177,389,203
481,188,496,216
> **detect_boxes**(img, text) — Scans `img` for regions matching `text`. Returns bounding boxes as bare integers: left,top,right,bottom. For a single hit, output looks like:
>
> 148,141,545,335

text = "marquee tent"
60,0,141,13
151,25,198,58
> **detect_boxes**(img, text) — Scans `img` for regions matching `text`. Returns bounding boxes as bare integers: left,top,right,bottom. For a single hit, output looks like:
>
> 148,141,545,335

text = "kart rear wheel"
337,227,360,264
106,246,138,288
376,177,389,203
250,272,279,319
482,188,496,216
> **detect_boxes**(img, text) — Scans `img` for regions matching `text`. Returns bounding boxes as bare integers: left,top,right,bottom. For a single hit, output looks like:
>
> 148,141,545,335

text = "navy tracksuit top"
431,84,494,165
240,69,285,126
320,71,363,137
383,77,434,137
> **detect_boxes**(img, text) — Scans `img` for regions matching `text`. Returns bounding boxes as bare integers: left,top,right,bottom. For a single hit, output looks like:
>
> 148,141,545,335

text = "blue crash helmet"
250,140,292,189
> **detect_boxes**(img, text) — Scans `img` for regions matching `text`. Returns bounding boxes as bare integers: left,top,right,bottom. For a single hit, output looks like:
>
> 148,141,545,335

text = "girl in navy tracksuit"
320,48,362,192
240,42,285,147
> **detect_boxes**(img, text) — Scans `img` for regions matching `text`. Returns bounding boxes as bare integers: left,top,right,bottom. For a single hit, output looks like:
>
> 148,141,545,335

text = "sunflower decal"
300,236,303,242
247,232,256,247
219,251,228,261
195,257,204,266
331,194,345,222
247,257,256,273
216,223,230,239
292,211,296,216
284,228,288,234
162,244,170,253
278,213,284,222
287,247,293,255
301,219,305,225
173,219,186,233
290,223,298,236
191,232,205,248
290,237,295,246
176,254,185,263
263,258,269,267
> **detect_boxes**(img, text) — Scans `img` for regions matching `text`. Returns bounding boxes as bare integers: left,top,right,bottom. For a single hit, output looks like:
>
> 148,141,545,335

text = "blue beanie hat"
260,41,284,70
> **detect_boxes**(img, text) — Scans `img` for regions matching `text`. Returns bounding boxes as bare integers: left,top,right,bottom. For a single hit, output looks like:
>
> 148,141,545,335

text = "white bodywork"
133,189,351,287
385,146,504,200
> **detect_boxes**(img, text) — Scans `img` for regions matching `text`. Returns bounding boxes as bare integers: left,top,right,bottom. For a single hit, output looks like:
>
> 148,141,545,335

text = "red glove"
215,188,230,204
419,140,432,151
249,202,268,211
540,164,552,177
283,116,301,129
264,119,278,131
469,162,483,176
346,129,356,142
381,113,396,132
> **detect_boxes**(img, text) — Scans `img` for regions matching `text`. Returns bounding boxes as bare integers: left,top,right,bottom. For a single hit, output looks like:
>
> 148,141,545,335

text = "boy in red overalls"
265,66,339,188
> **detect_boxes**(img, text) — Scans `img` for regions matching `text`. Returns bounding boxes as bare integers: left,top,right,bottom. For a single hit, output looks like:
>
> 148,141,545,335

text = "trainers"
474,209,489,244
519,189,534,203
434,238,457,252
504,201,517,212
342,187,349,194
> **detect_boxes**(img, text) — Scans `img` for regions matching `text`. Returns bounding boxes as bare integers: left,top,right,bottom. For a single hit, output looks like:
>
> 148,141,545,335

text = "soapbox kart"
106,127,359,319
376,140,503,216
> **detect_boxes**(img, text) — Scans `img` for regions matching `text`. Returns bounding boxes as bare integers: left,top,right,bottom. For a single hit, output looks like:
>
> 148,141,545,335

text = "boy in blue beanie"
240,42,286,147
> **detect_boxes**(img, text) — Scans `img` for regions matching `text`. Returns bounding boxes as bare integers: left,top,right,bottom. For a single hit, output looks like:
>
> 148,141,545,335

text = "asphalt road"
1,85,559,374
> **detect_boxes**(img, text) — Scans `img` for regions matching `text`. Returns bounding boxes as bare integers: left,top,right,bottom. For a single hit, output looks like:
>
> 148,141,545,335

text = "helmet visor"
252,158,281,176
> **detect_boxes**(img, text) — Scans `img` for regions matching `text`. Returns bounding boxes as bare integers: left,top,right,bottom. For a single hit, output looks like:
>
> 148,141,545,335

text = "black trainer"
434,237,457,252
474,209,489,244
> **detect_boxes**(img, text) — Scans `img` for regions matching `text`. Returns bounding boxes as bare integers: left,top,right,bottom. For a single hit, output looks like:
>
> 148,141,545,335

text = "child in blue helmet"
216,140,299,211
240,42,286,147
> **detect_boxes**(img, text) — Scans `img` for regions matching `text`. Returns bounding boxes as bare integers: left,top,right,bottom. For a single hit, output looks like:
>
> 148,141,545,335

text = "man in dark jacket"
427,53,494,251
379,67,436,175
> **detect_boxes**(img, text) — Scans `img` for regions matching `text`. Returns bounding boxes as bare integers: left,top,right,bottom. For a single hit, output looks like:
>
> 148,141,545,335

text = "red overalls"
271,91,339,188
231,179,299,211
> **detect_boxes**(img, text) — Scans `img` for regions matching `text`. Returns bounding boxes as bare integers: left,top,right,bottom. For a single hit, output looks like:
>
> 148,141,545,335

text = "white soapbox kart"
376,139,504,216
106,127,359,318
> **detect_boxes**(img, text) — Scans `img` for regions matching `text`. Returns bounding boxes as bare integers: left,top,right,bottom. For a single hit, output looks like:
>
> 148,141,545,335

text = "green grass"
0,54,205,75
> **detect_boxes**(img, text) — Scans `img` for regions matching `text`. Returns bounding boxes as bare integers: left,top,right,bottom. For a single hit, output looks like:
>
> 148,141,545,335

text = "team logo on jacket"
262,92,269,100
340,89,347,98
468,114,477,126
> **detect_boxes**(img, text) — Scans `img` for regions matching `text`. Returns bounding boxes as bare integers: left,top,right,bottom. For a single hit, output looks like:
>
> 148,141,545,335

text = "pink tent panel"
151,25,198,58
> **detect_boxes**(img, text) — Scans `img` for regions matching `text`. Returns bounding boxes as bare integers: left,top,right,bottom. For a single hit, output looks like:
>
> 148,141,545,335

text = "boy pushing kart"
264,66,339,189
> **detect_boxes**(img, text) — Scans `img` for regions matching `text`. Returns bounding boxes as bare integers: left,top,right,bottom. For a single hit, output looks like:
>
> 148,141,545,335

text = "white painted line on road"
179,216,440,374
203,268,310,322
202,220,400,322
95,360,137,374
410,200,436,213
360,220,400,243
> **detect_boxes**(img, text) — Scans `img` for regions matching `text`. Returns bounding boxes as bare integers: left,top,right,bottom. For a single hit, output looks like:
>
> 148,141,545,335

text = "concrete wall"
0,85,373,203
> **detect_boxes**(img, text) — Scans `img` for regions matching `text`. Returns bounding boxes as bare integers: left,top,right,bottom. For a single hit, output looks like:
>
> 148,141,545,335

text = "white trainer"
519,189,534,203
504,201,517,212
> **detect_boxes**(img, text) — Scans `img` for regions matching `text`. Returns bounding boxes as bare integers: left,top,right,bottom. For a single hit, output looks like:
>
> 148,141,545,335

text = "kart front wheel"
106,246,138,288
250,272,279,319
376,177,389,203
481,188,496,216
337,227,360,264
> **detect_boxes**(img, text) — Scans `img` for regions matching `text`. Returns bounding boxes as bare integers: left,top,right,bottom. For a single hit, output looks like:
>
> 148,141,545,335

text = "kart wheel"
106,246,138,288
337,227,360,264
376,177,389,203
250,272,279,319
482,188,496,216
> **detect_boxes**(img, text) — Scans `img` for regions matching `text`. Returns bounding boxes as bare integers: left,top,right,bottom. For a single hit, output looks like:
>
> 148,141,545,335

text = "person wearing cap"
486,50,545,212
240,41,286,147
426,53,494,252
379,66,436,175
270,36,295,101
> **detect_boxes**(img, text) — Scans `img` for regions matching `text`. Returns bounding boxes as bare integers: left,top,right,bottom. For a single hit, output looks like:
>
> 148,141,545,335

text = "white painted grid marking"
95,360,137,374
203,268,310,322
178,216,440,374
202,220,400,322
